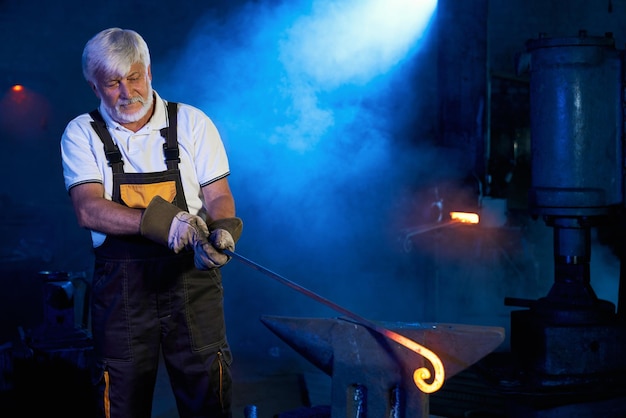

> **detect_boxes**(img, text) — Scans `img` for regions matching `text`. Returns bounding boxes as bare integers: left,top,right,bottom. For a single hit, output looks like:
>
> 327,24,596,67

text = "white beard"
104,84,154,124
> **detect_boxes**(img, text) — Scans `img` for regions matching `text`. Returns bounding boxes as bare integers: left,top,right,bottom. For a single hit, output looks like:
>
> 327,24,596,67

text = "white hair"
82,28,151,83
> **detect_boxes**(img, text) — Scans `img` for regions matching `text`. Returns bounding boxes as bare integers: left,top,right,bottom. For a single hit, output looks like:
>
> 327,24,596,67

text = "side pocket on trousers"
185,269,226,350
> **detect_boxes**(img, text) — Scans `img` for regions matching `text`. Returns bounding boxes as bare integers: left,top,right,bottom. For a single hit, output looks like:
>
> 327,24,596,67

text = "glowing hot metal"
402,211,480,252
224,249,445,393
450,211,479,224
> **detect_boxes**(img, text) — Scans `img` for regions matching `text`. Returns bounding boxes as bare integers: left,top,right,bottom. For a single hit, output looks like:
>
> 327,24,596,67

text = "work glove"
194,217,243,270
140,195,209,253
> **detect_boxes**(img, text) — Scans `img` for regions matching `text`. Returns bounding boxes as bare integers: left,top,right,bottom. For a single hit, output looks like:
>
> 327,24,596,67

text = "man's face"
91,62,153,125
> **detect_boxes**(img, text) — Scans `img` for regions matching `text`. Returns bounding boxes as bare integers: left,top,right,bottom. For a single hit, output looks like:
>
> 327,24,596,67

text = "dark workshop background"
0,0,624,364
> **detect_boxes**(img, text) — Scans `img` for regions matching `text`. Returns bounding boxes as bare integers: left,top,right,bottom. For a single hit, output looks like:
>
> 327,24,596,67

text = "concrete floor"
152,350,332,418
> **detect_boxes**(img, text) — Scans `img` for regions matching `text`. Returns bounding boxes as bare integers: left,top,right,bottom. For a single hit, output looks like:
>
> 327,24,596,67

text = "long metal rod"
224,249,371,325
223,249,445,393
403,219,462,239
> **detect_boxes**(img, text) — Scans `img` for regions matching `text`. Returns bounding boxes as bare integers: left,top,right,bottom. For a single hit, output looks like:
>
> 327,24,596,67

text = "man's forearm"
75,197,143,235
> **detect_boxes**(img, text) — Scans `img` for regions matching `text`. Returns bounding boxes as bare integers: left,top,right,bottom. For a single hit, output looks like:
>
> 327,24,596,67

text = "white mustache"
118,96,145,106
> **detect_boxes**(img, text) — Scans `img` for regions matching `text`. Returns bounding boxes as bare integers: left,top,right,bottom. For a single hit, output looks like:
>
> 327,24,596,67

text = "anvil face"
261,316,505,418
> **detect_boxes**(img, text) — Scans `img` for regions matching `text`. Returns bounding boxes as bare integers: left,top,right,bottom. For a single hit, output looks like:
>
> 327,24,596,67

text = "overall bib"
88,102,232,418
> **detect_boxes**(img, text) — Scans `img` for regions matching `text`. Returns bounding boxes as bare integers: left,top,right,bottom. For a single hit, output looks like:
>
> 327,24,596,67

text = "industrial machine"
503,30,626,416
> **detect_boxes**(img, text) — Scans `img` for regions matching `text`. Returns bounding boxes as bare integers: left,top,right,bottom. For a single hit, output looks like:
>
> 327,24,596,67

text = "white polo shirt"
61,91,230,247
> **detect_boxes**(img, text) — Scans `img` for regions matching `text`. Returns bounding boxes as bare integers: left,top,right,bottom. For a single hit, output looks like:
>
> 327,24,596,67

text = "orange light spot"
450,211,479,224
11,85,24,92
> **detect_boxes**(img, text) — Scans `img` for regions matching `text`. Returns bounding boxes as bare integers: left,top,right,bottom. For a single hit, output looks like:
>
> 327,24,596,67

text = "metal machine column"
508,31,626,414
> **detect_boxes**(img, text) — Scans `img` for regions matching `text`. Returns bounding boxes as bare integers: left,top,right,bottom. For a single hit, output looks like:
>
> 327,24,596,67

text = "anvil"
261,315,505,418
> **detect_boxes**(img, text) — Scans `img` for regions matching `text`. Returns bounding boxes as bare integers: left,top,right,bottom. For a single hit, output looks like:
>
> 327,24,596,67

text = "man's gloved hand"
193,236,230,270
193,217,243,270
140,195,209,253
168,212,209,253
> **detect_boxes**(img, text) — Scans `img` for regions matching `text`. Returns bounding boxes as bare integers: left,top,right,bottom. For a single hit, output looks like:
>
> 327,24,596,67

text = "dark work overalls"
88,102,232,418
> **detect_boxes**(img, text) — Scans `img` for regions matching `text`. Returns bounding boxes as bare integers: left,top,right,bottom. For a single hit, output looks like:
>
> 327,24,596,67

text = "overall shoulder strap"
160,101,180,170
89,109,124,173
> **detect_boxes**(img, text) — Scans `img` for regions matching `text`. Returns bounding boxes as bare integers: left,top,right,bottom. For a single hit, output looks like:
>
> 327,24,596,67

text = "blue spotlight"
281,0,438,87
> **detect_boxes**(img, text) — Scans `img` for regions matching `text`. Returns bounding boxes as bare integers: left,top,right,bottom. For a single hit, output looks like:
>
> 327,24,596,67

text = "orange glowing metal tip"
224,249,446,393
11,84,24,92
377,326,445,393
450,211,479,224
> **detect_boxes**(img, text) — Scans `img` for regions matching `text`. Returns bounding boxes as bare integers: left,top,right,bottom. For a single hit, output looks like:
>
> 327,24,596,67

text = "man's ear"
147,65,152,81
89,82,100,99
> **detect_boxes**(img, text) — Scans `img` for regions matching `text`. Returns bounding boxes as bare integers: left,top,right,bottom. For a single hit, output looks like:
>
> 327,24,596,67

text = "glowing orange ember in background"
450,211,479,224
1,84,51,139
